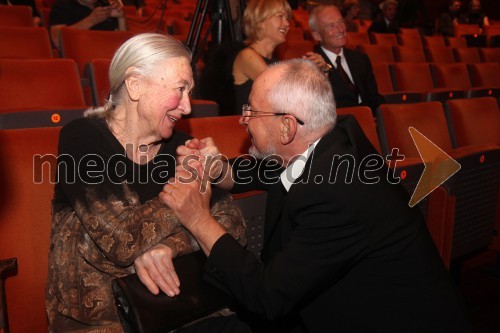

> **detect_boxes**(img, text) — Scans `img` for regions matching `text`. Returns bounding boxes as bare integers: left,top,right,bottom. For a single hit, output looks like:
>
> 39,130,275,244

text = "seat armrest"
0,258,17,333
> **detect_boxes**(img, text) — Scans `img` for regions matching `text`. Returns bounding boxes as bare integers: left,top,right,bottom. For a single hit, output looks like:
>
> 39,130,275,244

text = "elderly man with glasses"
161,59,471,332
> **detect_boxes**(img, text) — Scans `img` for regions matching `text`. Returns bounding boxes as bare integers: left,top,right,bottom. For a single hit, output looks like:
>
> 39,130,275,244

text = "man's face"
312,7,347,54
240,68,282,160
383,3,397,21
450,1,461,13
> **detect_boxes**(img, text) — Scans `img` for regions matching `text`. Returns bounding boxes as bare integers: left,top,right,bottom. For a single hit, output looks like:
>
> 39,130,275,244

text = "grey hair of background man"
85,33,192,119
267,59,337,136
308,5,339,32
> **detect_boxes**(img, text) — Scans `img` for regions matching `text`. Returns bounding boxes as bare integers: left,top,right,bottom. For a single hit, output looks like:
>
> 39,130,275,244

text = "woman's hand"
134,244,180,296
109,0,125,18
88,6,113,25
303,52,331,73
176,137,225,182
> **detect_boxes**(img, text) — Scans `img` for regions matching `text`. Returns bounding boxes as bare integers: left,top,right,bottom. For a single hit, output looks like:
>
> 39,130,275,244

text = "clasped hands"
134,137,222,296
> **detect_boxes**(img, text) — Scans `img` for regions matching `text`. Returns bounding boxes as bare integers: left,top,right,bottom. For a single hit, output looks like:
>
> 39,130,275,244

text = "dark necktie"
336,56,357,95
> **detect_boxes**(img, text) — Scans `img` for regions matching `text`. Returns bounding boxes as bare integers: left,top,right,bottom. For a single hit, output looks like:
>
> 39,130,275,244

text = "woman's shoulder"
235,47,265,65
61,117,106,133
59,117,112,144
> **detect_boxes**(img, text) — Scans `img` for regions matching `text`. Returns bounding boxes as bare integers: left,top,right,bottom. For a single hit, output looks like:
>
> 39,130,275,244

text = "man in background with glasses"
161,59,470,332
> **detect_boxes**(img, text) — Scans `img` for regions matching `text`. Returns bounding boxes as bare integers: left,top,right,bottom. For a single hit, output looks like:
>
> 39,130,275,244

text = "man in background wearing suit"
310,5,384,116
368,0,401,34
161,59,471,332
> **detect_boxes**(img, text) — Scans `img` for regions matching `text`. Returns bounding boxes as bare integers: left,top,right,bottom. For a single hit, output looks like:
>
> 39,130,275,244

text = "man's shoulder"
343,47,369,62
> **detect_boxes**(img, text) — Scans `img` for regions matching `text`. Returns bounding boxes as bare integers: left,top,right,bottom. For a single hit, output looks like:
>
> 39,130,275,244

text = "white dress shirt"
280,139,321,192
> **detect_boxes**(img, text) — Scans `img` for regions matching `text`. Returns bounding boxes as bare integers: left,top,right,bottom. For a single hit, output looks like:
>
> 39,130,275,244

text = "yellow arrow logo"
408,127,461,207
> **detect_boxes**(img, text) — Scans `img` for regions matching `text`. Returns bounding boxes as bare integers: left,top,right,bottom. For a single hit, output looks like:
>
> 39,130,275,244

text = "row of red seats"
275,39,500,64
372,62,500,103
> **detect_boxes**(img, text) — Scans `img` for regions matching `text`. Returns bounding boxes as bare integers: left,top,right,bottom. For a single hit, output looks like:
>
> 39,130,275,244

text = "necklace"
137,140,162,153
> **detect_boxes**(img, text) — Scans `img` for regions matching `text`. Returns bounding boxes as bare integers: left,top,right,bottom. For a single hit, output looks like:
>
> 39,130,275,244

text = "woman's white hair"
85,33,191,119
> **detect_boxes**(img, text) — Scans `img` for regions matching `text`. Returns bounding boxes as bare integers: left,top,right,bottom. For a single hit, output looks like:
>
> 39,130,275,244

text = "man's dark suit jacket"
368,16,401,34
205,115,471,332
315,46,384,116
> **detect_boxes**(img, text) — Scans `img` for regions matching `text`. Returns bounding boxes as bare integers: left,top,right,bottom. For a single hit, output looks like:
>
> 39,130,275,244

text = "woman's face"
349,4,360,17
260,7,290,44
136,57,194,140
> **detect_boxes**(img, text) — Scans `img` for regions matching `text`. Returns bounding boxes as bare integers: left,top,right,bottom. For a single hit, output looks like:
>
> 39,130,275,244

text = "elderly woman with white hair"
46,33,247,332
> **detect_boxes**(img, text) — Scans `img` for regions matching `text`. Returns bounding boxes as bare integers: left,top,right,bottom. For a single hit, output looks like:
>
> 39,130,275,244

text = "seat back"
377,102,453,157
454,24,481,37
59,29,135,75
0,26,52,59
370,32,398,46
397,33,423,48
0,127,61,333
453,47,481,64
468,62,500,87
445,97,500,147
423,35,446,48
86,58,112,106
0,59,85,113
357,44,395,63
274,40,315,60
445,36,467,48
372,62,394,94
479,47,500,64
392,62,434,92
346,32,370,48
431,63,472,90
424,46,455,63
0,5,33,26
337,106,381,153
287,27,305,40
394,46,426,63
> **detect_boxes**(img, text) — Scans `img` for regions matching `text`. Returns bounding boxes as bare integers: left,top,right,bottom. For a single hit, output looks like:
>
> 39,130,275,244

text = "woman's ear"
124,68,140,101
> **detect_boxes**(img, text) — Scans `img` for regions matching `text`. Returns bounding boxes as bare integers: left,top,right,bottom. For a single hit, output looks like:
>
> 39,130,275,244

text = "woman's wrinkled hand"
176,137,225,182
134,244,180,297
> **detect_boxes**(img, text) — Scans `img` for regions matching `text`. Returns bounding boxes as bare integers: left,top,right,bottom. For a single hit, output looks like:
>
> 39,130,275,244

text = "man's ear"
280,115,298,145
312,31,322,43
124,68,140,101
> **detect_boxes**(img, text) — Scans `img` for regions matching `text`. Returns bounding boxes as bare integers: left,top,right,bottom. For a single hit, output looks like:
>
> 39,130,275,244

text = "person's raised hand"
159,169,212,231
303,52,331,73
176,137,225,182
109,0,125,18
88,6,112,25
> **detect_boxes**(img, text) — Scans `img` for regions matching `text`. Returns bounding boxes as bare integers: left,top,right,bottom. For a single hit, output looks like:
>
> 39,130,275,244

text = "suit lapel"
261,182,288,262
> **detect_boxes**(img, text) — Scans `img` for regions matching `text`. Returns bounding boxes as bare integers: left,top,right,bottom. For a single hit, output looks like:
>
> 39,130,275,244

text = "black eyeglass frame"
241,104,305,125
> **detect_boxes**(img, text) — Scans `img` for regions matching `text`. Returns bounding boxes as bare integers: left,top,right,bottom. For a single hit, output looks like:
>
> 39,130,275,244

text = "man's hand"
159,170,227,255
134,244,180,296
160,169,213,229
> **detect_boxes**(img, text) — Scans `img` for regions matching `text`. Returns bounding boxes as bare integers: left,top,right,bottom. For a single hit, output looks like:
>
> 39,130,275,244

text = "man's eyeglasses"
241,104,305,125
